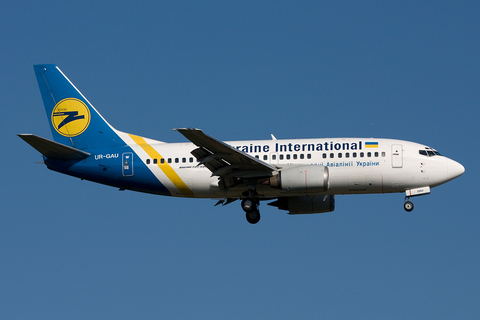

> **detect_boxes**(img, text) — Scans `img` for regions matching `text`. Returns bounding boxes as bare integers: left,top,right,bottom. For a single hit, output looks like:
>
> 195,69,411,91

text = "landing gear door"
122,152,134,176
392,144,403,168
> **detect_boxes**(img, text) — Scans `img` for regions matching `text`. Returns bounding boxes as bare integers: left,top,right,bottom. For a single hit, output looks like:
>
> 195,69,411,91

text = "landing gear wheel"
241,198,256,212
246,210,261,224
242,195,260,224
404,201,414,212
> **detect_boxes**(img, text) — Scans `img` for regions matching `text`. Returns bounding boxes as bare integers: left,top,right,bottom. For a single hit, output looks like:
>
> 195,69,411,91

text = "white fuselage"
121,135,464,199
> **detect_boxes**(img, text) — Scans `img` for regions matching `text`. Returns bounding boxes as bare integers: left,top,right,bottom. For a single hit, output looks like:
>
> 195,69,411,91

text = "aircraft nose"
447,158,465,181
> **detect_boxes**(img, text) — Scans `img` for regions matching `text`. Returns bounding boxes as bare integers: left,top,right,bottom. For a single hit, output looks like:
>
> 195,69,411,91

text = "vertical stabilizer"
34,64,122,150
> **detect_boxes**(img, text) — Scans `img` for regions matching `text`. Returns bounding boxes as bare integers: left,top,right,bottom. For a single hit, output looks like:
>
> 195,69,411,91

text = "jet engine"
268,165,329,193
268,195,335,215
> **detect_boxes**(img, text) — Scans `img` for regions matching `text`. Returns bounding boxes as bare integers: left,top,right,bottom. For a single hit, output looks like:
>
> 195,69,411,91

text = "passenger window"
293,154,297,160
153,159,158,164
367,152,371,157
307,154,311,159
146,159,150,164
322,153,326,159
161,158,165,164
330,153,334,158
175,158,179,163
280,155,284,160
182,158,186,163
168,158,172,163
375,152,379,157
255,155,259,159
300,154,304,159
286,154,290,160
360,152,364,158
272,155,276,160
338,153,342,158
189,157,193,163
353,152,357,158
346,153,350,158
381,152,386,157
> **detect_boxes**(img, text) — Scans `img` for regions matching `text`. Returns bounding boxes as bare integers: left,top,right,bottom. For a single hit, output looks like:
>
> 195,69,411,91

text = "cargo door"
348,174,366,191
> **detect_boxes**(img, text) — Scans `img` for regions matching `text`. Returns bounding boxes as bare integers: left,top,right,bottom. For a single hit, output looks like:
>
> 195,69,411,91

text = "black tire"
404,201,414,212
241,198,255,212
246,210,261,224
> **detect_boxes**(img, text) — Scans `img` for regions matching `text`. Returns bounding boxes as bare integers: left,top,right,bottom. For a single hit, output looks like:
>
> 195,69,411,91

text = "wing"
174,128,277,179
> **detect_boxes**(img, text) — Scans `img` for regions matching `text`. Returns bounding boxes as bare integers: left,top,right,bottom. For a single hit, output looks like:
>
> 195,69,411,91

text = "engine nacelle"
269,165,329,193
268,195,335,215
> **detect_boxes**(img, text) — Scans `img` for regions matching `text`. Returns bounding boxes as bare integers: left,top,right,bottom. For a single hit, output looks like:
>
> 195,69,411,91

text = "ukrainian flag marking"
365,142,379,148
128,134,193,196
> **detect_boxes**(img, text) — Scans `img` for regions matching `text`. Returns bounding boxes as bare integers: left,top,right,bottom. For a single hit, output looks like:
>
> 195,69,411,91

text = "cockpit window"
419,147,442,157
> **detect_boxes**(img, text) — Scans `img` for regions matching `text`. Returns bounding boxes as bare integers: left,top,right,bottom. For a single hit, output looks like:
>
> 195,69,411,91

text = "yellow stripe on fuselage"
128,134,193,196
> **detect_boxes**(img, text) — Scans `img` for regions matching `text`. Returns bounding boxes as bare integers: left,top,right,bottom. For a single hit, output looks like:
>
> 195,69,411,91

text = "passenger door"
392,144,403,168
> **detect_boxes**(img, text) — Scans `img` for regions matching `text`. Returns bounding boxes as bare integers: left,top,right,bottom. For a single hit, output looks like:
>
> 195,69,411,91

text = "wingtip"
173,128,202,132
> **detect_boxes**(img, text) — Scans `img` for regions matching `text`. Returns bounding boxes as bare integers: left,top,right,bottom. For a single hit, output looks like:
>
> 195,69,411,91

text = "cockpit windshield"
419,147,441,157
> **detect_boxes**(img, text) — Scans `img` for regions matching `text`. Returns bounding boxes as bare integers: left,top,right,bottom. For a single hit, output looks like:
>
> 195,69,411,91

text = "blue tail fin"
34,64,122,150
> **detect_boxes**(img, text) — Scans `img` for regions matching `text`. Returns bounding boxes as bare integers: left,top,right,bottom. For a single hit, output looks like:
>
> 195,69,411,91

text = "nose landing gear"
404,197,414,212
403,187,430,212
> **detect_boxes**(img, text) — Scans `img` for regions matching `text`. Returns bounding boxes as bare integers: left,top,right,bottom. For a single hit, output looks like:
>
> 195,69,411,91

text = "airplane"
19,64,465,224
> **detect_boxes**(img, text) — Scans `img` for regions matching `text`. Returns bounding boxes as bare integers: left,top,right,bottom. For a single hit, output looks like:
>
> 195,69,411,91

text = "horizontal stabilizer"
18,134,91,160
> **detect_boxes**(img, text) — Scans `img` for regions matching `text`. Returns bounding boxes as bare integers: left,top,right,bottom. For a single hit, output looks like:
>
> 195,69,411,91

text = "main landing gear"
241,198,260,224
404,197,414,212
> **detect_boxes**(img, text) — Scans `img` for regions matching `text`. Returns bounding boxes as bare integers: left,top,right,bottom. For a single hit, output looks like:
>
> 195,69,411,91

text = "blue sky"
1,1,479,319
